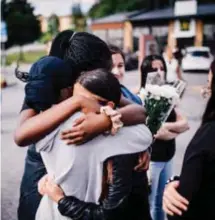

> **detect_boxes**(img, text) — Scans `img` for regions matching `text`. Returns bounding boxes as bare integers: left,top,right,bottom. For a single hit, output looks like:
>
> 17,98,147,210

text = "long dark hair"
140,55,167,88
202,60,215,124
49,30,74,58
77,69,121,106
108,44,125,62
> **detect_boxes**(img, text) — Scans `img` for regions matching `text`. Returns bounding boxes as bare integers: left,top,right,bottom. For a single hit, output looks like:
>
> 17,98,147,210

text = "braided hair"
16,31,112,83
64,32,112,74
49,30,74,59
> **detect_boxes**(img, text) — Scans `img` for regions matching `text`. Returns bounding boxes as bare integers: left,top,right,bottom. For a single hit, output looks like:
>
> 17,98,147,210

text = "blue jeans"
149,159,173,220
18,145,46,220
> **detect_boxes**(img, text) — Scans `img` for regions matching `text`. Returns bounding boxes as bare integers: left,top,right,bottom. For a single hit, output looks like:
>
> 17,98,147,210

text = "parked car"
182,47,213,72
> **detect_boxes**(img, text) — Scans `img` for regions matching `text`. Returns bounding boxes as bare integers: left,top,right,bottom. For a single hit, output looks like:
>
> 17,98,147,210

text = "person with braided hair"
15,31,148,220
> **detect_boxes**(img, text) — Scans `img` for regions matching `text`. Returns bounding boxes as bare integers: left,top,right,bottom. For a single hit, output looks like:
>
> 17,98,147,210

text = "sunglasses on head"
15,65,29,82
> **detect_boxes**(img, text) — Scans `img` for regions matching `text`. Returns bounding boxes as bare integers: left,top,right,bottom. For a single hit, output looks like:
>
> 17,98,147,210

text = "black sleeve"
58,154,137,220
20,98,31,112
168,123,215,220
20,98,40,114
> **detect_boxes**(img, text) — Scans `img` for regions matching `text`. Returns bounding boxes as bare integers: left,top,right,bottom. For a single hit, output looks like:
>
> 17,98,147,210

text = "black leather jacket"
57,153,151,220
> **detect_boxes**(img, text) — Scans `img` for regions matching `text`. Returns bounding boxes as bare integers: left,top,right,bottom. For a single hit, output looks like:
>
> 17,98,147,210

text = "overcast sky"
29,0,97,16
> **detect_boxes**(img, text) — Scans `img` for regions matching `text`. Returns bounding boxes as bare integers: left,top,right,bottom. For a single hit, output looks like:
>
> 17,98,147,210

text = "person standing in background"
163,46,184,83
109,44,142,105
140,55,189,220
173,47,183,68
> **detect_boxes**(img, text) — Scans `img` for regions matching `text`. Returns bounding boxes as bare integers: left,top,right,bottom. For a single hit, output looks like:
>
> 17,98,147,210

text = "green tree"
2,0,41,60
1,0,8,20
88,0,148,18
88,0,215,19
71,3,86,32
47,13,60,37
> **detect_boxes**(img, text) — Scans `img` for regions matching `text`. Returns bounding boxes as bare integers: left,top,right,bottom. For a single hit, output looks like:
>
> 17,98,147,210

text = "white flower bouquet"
139,84,179,134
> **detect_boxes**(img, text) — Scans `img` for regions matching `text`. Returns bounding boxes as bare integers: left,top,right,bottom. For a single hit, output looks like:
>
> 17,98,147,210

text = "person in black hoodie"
163,60,215,220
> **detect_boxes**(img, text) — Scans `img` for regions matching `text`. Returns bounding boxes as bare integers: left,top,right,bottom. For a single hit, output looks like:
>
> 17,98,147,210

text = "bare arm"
119,105,146,126
15,96,146,147
176,65,183,81
165,109,189,134
119,96,146,125
14,96,85,146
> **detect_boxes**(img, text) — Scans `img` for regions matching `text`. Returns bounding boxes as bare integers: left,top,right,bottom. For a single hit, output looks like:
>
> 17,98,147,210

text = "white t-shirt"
163,54,179,83
35,112,152,220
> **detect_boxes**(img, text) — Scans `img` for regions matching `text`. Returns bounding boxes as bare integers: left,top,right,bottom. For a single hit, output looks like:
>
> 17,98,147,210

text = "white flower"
145,84,161,96
145,84,179,100
161,85,179,99
138,88,147,101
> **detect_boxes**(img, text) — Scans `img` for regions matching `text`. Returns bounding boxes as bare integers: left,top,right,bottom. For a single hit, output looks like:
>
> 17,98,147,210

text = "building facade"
90,1,215,54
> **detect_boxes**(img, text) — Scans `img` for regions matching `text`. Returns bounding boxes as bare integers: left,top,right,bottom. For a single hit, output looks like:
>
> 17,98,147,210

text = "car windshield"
188,51,209,58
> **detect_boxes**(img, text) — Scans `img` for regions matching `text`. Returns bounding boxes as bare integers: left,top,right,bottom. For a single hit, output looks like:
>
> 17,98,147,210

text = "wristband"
166,176,180,185
100,106,123,135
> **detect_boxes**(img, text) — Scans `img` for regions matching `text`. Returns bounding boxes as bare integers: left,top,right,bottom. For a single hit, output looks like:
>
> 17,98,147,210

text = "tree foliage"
47,14,60,37
71,3,86,32
1,0,41,49
88,0,215,19
88,0,148,18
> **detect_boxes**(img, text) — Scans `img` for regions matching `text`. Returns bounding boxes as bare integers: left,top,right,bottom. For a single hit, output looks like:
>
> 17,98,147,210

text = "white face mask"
146,69,165,86
112,67,120,76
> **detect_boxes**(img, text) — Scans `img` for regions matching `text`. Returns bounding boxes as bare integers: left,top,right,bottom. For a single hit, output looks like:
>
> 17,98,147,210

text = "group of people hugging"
14,30,215,220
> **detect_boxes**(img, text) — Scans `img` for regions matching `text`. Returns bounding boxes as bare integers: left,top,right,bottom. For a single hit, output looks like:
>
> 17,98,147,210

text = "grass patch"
6,50,46,66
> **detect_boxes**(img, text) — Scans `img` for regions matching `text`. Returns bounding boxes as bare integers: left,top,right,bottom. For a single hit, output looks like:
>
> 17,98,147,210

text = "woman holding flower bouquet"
163,60,215,220
140,55,189,220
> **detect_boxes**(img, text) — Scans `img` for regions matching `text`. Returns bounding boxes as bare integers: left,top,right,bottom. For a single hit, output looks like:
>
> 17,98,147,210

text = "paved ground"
1,65,208,220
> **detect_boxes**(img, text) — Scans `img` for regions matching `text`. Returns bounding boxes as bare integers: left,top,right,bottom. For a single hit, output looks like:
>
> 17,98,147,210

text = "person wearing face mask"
140,55,189,220
163,60,215,220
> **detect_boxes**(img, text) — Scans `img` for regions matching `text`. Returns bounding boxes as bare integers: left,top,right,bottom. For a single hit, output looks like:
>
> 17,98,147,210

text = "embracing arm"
42,155,135,220
119,96,146,125
15,95,146,147
14,96,85,146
